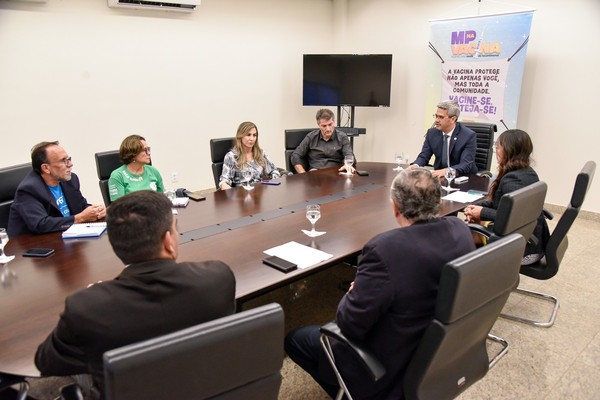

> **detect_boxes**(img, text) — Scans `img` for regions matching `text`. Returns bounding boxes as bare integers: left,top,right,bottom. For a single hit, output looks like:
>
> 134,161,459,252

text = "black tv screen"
303,54,392,107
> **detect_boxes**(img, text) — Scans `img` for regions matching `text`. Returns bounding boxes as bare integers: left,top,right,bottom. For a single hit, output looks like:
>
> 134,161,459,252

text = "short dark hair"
31,141,59,174
106,190,173,264
316,109,335,122
119,134,146,165
390,168,441,222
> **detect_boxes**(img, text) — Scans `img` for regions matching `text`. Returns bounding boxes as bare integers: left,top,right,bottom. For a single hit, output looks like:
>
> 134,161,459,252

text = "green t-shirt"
108,164,164,201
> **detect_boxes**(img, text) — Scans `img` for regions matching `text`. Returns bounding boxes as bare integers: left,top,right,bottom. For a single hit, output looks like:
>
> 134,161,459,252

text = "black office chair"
209,137,235,189
320,234,526,400
461,121,497,177
468,181,548,247
94,151,122,207
0,162,32,229
502,161,596,328
284,128,313,173
61,303,284,400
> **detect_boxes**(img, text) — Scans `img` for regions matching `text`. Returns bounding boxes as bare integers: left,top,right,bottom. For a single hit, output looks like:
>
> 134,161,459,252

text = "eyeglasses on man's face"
48,156,72,166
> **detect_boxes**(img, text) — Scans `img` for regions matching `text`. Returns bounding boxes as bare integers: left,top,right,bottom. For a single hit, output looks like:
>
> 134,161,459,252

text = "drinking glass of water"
343,155,354,175
394,152,404,171
303,204,325,237
242,169,254,191
443,167,457,192
0,228,15,263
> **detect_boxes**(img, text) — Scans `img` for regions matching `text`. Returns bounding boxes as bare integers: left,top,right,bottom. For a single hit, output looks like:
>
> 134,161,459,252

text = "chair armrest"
542,208,554,220
320,321,386,382
476,170,493,178
467,223,493,239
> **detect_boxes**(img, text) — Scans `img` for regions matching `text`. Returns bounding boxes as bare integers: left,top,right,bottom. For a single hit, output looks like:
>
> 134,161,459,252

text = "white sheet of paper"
442,190,485,203
264,241,333,269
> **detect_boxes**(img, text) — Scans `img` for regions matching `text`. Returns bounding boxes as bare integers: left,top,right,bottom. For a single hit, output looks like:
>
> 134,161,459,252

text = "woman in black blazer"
464,129,549,264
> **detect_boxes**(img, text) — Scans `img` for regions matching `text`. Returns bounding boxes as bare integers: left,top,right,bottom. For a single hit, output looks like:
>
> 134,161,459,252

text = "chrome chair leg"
487,333,508,369
500,287,560,328
320,335,353,400
16,381,30,400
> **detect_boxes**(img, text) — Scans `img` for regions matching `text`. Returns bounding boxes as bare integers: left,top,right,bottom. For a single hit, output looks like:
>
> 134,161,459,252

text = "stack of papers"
442,190,485,203
264,241,333,269
62,222,107,239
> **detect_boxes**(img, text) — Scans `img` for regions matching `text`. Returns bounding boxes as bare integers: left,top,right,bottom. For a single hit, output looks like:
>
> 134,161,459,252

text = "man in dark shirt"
35,190,236,397
291,109,355,173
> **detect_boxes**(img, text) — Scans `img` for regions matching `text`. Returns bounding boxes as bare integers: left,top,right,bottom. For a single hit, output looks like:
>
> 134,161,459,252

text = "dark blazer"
333,217,475,400
35,259,236,396
477,166,550,255
8,171,90,236
412,122,477,175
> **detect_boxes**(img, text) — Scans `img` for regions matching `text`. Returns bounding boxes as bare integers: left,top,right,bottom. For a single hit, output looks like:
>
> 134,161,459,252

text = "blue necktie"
441,134,450,168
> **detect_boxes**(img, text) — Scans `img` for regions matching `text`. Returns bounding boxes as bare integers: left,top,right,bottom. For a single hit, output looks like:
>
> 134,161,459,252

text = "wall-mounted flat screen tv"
303,54,392,107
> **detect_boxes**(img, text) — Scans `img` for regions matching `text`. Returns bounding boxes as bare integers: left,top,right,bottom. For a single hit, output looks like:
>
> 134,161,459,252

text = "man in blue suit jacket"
410,100,477,177
285,169,475,399
8,141,105,236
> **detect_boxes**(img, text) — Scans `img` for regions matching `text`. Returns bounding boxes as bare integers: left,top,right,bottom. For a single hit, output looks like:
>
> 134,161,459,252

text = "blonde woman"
219,122,280,190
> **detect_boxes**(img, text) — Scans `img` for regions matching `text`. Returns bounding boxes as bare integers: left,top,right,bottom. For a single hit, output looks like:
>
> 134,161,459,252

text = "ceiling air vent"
107,0,201,13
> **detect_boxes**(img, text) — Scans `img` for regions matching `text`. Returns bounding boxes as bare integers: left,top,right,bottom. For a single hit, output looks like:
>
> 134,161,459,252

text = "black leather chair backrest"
94,151,122,207
521,161,595,280
492,181,547,242
103,303,284,400
403,234,525,400
0,162,32,228
461,122,497,173
284,129,313,173
210,138,235,189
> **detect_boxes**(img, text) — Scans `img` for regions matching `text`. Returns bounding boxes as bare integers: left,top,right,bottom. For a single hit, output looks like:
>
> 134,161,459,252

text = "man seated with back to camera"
291,108,355,174
285,168,475,399
409,100,477,178
35,190,236,398
8,141,105,236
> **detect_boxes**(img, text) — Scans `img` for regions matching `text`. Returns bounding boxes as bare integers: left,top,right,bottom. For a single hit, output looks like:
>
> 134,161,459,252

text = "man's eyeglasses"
142,147,151,154
433,114,453,120
48,156,72,166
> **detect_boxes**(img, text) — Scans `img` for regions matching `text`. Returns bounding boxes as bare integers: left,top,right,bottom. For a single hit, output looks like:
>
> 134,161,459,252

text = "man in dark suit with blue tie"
410,100,477,177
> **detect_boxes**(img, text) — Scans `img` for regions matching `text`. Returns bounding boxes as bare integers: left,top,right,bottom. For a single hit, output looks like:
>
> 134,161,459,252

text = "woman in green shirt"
108,135,165,202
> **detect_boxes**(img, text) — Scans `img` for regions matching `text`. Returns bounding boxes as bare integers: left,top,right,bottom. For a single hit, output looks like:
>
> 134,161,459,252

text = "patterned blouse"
219,149,280,187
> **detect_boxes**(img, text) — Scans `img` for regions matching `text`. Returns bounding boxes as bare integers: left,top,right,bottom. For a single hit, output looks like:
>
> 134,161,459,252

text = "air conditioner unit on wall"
107,0,201,13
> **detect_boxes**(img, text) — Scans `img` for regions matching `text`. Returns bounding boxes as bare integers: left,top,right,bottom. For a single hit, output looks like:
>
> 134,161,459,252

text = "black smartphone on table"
263,255,297,273
23,248,55,257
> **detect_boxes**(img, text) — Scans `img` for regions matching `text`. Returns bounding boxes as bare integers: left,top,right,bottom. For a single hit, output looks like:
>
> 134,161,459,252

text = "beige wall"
1,0,598,212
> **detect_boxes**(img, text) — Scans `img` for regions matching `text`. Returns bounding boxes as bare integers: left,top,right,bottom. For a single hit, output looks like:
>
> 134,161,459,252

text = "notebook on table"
62,222,107,239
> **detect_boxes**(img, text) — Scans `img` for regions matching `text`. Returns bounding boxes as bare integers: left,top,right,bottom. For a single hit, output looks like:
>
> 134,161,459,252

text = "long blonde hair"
233,121,266,170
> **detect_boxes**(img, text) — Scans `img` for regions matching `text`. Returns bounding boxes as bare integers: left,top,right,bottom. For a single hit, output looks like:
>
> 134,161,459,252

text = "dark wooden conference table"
0,162,489,377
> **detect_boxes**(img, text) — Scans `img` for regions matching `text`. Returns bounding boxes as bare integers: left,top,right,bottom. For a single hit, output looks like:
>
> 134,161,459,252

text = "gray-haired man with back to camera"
35,190,236,398
285,168,475,399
